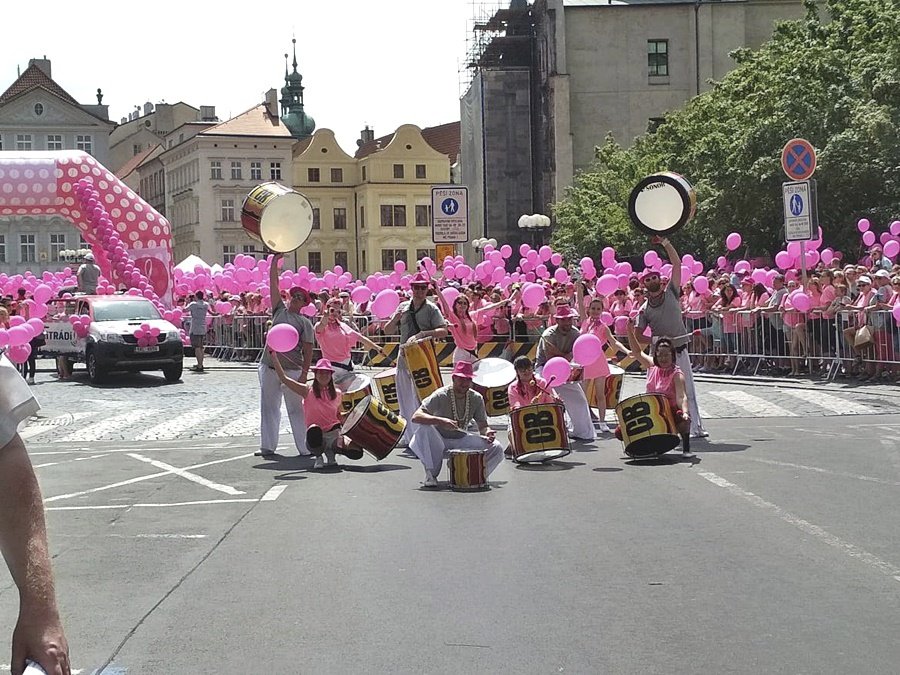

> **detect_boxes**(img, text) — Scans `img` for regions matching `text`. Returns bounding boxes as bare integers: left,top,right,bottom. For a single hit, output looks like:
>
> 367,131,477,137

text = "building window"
393,164,404,179
270,162,282,180
362,166,367,181
334,251,348,270
380,204,406,227
308,251,322,273
34,103,44,116
221,199,235,222
133,143,142,155
416,248,436,261
50,233,67,261
76,134,93,155
415,205,431,228
381,248,407,271
308,168,320,182
19,234,36,263
231,161,242,180
210,160,222,179
0,235,6,263
416,164,426,179
242,245,256,257
330,168,343,183
223,244,236,265
16,134,32,151
47,134,63,151
250,161,262,180
648,39,669,77
360,206,365,229
333,207,347,230
312,207,320,230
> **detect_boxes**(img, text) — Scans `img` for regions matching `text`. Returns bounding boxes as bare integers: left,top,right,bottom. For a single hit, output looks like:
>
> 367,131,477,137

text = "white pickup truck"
43,295,184,384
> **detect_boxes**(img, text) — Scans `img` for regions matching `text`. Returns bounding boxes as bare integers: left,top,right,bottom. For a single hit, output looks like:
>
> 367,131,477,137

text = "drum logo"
412,367,433,390
522,410,558,444
491,389,509,412
621,401,654,435
372,400,403,431
380,382,398,406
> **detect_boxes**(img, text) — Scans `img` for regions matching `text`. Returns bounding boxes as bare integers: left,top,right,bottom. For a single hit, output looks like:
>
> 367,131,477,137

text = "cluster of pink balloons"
67,314,92,339
0,316,45,363
133,323,161,348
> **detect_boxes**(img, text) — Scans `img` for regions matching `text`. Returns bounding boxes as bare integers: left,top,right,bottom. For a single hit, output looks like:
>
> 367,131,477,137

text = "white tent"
209,263,224,275
175,254,211,273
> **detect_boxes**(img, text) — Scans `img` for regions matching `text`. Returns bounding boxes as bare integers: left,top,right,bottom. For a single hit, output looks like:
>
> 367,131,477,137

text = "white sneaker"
682,450,696,458
27,377,35,385
313,456,326,470
423,471,438,488
597,423,611,433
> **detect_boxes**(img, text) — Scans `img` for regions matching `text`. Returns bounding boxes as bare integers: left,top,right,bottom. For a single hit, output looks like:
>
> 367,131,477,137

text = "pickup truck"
43,295,184,384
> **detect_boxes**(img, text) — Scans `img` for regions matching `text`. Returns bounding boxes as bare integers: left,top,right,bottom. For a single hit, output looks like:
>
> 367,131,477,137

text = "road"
1,362,899,674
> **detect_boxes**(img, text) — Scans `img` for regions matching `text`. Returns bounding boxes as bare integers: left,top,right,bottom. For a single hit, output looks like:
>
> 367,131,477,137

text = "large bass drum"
509,403,570,463
240,182,314,253
340,395,406,461
614,393,680,459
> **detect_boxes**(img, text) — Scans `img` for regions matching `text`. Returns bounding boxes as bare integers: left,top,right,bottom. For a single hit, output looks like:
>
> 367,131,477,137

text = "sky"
1,0,492,152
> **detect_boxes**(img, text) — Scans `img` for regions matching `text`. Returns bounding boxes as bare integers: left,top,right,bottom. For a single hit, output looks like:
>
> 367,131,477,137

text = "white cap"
84,252,94,261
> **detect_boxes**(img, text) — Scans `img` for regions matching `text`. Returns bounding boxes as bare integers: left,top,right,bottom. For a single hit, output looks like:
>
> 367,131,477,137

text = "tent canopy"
175,254,211,273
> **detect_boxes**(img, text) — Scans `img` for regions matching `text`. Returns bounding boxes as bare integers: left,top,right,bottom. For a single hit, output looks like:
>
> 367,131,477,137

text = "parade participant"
257,253,315,458
625,326,694,458
0,354,70,675
269,355,364,470
315,298,388,386
432,280,509,363
185,290,212,372
507,355,558,410
76,251,100,294
383,273,448,445
534,305,596,441
410,361,504,488
634,236,707,438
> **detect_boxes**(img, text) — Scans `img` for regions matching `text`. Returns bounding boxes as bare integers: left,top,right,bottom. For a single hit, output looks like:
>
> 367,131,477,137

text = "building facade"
0,58,114,275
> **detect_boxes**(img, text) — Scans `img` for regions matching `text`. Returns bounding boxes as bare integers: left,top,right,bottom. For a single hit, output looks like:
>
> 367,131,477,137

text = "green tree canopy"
552,0,900,266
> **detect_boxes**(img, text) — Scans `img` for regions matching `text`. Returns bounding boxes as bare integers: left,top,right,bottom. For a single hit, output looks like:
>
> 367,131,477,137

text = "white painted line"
697,470,900,581
47,498,258,511
211,409,261,438
0,667,82,674
57,409,148,442
706,390,797,418
740,457,900,487
783,389,877,415
29,442,237,455
135,407,227,441
261,485,287,501
34,454,109,469
19,411,98,440
126,453,245,496
44,453,255,503
130,533,207,539
697,405,712,420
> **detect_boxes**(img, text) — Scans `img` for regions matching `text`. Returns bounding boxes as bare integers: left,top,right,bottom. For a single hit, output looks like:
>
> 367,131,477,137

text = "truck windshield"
92,300,162,322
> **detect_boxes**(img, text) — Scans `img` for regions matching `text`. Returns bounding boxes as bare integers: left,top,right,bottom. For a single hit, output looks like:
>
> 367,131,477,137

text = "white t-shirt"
0,353,40,448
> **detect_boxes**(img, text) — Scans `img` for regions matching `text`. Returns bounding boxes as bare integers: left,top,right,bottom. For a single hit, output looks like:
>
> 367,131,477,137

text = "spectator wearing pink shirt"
712,284,740,370
781,279,808,376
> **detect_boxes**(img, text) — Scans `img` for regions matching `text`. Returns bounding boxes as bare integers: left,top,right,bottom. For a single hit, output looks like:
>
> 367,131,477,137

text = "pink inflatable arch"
0,150,173,303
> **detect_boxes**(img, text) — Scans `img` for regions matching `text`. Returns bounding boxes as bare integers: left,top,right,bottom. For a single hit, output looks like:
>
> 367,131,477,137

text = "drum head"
515,448,571,463
608,364,625,377
472,357,516,387
627,172,696,236
258,189,314,252
375,367,397,379
624,434,680,458
338,374,371,395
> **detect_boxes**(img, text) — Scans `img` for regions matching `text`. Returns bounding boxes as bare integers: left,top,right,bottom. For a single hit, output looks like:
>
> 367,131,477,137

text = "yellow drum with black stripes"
472,357,516,417
509,403,570,463
614,393,679,458
373,367,400,413
584,364,625,410
400,338,442,403
340,395,406,461
338,374,372,415
448,450,488,490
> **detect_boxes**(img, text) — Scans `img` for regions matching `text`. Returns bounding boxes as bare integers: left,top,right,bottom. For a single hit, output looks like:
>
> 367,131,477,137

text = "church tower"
280,38,316,139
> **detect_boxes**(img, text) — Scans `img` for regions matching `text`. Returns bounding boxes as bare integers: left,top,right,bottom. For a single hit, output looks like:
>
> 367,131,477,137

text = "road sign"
431,185,469,244
435,243,456,263
783,179,818,241
781,138,817,180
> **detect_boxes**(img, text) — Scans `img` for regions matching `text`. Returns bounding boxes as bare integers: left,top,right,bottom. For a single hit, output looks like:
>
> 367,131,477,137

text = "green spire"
280,37,315,139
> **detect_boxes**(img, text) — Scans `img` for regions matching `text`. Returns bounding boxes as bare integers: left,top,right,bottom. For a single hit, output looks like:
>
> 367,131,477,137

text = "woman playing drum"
269,355,364,470
433,280,511,363
316,298,390,384
505,356,560,457
625,322,694,458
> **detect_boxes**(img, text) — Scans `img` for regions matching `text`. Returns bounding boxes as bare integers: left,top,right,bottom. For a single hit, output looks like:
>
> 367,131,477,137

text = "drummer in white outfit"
383,274,448,445
257,253,315,458
534,306,596,441
410,361,504,487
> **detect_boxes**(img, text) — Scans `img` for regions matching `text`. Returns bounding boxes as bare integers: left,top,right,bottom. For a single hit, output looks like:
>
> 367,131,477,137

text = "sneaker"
313,456,326,470
340,444,364,461
690,430,709,439
423,471,438,488
255,450,277,459
682,450,696,458
597,423,611,434
27,377,35,385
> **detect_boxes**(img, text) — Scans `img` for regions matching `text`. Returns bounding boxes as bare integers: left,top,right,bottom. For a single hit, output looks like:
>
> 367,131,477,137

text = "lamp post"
517,213,552,248
471,236,497,260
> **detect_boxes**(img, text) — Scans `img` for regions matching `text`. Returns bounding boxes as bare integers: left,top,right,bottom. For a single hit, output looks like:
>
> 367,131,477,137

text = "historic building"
461,0,808,254
0,57,114,275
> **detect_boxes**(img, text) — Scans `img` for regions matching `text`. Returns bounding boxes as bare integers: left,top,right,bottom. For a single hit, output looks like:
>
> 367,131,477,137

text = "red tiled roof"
0,63,80,106
355,121,460,161
116,144,163,180
198,103,293,138
291,136,314,157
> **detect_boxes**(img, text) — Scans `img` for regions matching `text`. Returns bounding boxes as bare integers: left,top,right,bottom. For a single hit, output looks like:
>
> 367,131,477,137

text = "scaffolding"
460,0,535,95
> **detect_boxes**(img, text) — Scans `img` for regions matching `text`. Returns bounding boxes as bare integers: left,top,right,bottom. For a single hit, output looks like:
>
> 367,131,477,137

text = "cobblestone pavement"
18,357,900,445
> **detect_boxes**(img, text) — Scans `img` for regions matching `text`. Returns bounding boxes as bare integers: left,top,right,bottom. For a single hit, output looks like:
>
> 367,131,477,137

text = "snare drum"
372,368,400,413
472,357,516,417
337,374,373,415
584,364,625,409
509,403,571,463
240,182,314,253
400,339,442,403
340,395,407,461
448,450,488,490
614,393,679,458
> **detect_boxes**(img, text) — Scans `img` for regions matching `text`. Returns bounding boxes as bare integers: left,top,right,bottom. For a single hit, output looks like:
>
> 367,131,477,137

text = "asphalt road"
1,367,899,674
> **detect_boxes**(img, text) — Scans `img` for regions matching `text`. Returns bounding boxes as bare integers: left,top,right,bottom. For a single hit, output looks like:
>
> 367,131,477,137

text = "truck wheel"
87,351,107,384
163,363,183,383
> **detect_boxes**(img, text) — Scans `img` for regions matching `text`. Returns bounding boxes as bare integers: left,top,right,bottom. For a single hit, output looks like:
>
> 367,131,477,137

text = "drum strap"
331,361,353,371
408,302,426,335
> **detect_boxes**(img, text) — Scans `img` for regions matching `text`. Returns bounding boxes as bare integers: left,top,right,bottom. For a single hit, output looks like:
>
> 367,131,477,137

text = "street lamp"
517,214,552,248
471,236,497,259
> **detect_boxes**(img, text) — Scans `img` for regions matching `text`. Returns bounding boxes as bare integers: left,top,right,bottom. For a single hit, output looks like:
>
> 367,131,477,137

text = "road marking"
706,390,797,417
211,409,261,437
130,533,207,539
33,454,109,469
46,491,286,512
739,457,900,487
19,411,98,440
56,409,148,442
126,453,245,496
44,453,254,503
261,485,287,501
783,389,877,415
697,470,900,581
135,407,227,441
0,668,82,675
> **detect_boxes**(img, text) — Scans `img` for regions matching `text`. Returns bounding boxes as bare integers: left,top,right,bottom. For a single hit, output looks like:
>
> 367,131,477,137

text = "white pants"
674,348,705,436
409,425,504,477
452,346,478,364
536,367,596,441
258,362,309,455
395,354,419,445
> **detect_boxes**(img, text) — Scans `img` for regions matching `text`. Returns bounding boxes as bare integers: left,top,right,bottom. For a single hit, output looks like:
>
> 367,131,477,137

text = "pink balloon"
519,244,530,256
792,292,811,313
821,249,834,265
596,274,618,296
521,283,545,310
500,244,513,259
553,268,569,283
6,343,30,364
890,221,900,237
371,289,401,319
775,251,793,269
883,240,900,259
393,260,406,274
600,311,614,326
542,357,572,388
538,246,553,262
441,287,460,306
693,276,709,294
301,304,317,317
725,232,742,251
893,304,900,323
862,231,876,246
857,218,870,233
266,324,300,352
573,334,603,366
351,286,373,304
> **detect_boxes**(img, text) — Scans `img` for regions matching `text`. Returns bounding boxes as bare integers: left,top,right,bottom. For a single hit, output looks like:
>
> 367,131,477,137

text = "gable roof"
116,143,164,181
198,103,293,139
355,121,461,162
0,63,80,107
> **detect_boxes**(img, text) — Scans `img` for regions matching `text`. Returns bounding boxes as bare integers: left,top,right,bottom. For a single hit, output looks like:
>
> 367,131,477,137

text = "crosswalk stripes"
57,410,149,443
704,390,798,418
782,389,878,415
135,407,228,441
211,410,261,438
18,411,99,440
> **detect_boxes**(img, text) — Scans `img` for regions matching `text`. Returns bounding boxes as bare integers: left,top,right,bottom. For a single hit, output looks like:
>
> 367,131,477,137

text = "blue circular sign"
789,194,804,216
441,198,459,216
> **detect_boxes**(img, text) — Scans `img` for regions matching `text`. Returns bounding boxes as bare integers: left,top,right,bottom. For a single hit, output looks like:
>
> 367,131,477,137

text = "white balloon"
518,215,529,228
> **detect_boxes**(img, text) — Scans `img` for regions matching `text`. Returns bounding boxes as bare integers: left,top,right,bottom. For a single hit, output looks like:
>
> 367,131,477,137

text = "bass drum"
240,182,314,253
614,393,680,459
340,395,406,461
337,374,373,415
472,357,516,417
509,403,570,463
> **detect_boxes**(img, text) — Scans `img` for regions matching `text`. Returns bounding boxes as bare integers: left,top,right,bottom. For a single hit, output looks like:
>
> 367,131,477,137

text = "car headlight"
98,333,124,343
166,331,180,341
